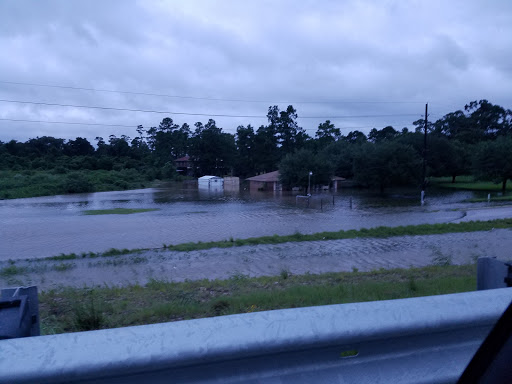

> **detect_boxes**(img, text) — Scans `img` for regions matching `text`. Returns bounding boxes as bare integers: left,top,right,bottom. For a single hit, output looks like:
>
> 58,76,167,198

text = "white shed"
198,175,224,188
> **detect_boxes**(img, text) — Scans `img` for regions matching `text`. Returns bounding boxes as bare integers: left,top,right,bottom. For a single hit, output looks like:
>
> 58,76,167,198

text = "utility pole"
421,103,428,205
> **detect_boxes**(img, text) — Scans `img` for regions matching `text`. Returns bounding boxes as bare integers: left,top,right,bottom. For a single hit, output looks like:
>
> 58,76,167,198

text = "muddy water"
0,182,510,260
3,229,510,290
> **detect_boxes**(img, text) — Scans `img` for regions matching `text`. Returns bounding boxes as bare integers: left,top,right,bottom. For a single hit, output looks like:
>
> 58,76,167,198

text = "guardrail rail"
1,288,511,383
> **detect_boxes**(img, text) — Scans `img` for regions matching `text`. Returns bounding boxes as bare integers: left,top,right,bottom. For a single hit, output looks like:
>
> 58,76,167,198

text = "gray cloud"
1,0,511,142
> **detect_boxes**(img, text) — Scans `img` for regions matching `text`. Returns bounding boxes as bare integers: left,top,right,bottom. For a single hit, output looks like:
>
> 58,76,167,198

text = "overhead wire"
0,117,137,128
0,98,422,119
0,80,426,105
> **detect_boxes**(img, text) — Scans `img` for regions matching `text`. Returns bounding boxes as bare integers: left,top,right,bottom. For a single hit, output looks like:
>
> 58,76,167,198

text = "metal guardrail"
477,257,512,290
1,288,511,384
0,286,39,339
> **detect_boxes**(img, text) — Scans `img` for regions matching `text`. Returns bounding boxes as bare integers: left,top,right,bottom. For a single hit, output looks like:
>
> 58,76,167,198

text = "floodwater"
1,182,511,260
4,229,512,290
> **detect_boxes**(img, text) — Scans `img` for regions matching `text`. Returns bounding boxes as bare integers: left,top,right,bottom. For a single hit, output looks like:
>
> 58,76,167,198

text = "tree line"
1,99,511,192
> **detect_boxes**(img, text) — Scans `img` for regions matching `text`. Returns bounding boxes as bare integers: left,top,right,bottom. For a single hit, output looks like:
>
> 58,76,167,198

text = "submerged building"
246,171,281,192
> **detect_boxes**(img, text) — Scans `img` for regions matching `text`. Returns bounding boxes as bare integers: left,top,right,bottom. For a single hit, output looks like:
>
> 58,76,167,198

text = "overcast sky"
1,0,511,143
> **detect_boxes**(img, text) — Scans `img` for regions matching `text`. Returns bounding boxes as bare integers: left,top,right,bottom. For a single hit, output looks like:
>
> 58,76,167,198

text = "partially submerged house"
246,171,281,192
223,176,240,192
331,176,346,192
175,156,193,176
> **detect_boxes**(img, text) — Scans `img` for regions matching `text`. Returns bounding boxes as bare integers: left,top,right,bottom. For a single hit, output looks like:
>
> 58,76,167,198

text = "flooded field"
1,182,511,260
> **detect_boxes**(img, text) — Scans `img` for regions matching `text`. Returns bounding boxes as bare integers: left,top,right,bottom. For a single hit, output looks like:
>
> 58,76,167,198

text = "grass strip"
163,218,512,252
39,264,476,335
82,208,160,215
429,176,512,192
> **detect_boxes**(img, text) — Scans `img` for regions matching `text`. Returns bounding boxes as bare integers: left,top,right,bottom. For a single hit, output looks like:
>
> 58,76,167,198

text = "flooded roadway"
1,182,512,260
3,229,511,290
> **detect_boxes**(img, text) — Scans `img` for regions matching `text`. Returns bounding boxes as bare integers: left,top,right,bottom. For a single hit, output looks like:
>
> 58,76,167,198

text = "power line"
0,117,137,128
0,99,263,118
0,80,426,105
0,98,421,119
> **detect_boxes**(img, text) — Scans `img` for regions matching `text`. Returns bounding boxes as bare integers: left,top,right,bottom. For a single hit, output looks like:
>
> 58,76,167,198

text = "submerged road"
2,192,512,260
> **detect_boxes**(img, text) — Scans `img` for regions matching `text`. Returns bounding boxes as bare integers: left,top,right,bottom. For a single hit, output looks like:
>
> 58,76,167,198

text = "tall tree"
353,141,422,192
266,105,306,157
147,117,186,165
235,124,255,178
107,135,131,157
276,105,303,155
473,136,512,192
320,140,356,179
252,125,279,174
343,130,367,144
465,100,512,139
64,137,95,156
368,126,399,143
431,111,468,139
279,149,332,190
189,119,236,176
315,120,341,147
426,137,469,183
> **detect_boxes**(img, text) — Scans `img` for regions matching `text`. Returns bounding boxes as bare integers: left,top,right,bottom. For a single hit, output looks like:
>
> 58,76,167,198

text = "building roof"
246,170,280,182
175,156,190,162
198,175,223,180
331,176,346,181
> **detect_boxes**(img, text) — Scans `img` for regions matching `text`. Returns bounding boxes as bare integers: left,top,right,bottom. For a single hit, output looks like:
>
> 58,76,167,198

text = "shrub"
61,172,93,193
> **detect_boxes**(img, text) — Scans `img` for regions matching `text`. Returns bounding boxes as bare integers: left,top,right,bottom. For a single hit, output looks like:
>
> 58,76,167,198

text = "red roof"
175,156,190,162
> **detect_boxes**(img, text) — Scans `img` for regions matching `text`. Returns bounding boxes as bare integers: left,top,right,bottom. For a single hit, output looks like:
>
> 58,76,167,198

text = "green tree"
64,137,95,157
189,119,236,176
368,126,399,143
431,111,468,139
320,140,356,179
465,100,512,139
343,130,367,144
107,135,131,157
253,125,279,174
353,141,422,192
315,120,340,147
235,124,255,178
473,136,512,192
278,105,304,155
279,149,332,190
427,137,469,183
266,105,306,157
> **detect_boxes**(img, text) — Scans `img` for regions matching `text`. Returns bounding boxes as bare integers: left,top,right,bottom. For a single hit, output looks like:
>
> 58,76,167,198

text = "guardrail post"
0,286,40,339
477,257,512,290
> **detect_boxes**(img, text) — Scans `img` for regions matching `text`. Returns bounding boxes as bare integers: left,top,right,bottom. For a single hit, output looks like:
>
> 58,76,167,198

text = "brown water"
1,182,510,260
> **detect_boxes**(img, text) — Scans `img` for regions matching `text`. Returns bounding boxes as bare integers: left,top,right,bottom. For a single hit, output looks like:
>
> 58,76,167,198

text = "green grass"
52,263,76,272
0,265,27,277
430,176,512,192
83,208,160,215
39,264,477,334
0,169,155,200
162,218,512,252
